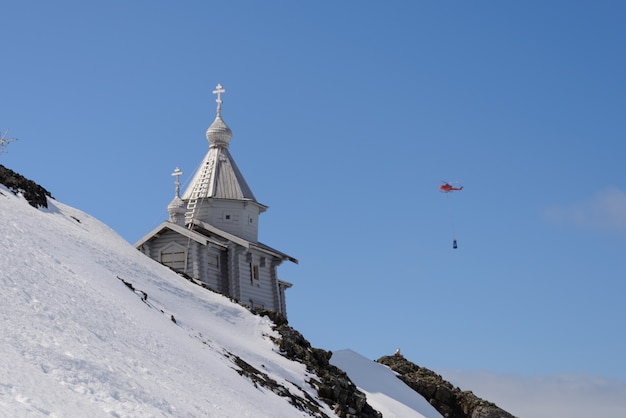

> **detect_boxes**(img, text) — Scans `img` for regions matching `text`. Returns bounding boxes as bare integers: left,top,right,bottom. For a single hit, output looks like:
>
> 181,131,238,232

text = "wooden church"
135,84,297,317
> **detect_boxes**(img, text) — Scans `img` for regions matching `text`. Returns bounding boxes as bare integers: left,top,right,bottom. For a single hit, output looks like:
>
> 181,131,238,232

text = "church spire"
167,167,186,226
206,83,232,148
181,83,262,239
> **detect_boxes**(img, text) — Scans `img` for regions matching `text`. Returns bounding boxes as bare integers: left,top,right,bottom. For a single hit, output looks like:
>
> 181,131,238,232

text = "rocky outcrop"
260,310,382,418
257,310,516,418
377,354,516,418
0,164,51,208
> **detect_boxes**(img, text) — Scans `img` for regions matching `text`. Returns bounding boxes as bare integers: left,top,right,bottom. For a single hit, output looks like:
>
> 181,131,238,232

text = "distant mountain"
0,166,514,417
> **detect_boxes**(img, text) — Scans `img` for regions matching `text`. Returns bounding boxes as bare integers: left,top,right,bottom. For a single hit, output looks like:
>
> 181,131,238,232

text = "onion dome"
168,195,185,213
206,115,232,147
206,84,232,147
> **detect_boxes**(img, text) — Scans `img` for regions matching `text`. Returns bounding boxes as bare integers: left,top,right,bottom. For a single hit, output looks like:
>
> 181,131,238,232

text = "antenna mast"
0,129,18,155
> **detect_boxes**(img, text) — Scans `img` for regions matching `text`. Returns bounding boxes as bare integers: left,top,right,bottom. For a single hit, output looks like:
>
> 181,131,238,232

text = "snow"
0,186,439,417
0,187,330,417
330,350,441,418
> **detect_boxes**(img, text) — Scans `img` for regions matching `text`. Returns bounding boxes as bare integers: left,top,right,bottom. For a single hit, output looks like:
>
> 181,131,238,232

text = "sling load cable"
439,181,463,249
447,192,457,249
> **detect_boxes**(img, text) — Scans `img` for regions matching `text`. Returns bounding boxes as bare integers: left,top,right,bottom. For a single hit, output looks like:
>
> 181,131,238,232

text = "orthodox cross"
212,84,226,116
171,167,183,198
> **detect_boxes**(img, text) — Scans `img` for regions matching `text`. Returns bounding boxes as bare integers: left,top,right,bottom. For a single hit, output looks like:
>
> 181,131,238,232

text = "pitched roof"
181,145,257,202
133,221,210,248
190,219,297,264
135,219,297,265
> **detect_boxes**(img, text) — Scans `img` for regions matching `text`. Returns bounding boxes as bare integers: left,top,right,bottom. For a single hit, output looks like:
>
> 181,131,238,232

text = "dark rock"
270,322,382,418
226,351,331,417
0,164,52,208
377,354,516,418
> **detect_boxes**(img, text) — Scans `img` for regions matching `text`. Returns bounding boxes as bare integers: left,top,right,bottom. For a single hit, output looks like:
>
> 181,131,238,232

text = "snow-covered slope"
0,185,338,417
330,350,441,418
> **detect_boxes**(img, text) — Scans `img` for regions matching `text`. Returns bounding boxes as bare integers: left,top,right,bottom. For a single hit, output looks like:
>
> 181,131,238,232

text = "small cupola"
167,167,186,226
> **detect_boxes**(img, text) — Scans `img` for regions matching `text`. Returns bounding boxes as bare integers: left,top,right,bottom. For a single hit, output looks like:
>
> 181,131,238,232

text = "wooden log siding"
217,251,229,294
135,223,292,315
190,241,200,279
144,230,193,273
139,241,152,259
194,201,242,240
202,247,225,292
159,243,187,271
192,200,261,243
278,284,288,318
237,251,280,313
271,258,282,315
242,208,260,243
227,243,240,301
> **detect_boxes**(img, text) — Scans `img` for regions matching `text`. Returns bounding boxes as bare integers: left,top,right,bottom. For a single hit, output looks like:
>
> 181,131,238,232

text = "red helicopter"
439,182,463,193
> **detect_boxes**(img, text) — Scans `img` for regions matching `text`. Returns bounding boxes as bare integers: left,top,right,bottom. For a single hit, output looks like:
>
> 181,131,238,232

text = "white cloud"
442,370,626,418
544,187,626,232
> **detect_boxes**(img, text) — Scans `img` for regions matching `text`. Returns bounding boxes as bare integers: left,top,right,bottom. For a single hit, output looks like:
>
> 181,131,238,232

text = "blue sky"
2,0,625,386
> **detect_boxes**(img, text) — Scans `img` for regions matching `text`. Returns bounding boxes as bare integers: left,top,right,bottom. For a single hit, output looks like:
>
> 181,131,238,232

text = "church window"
260,257,266,267
208,253,220,269
160,243,186,271
250,263,259,283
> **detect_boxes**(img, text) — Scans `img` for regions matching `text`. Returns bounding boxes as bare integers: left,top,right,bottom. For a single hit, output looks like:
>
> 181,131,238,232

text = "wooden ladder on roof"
185,157,215,227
